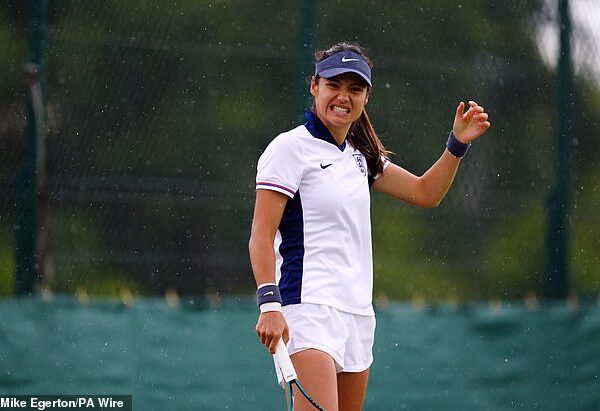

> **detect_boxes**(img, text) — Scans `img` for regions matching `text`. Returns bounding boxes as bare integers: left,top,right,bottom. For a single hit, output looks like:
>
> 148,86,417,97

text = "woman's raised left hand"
452,100,491,144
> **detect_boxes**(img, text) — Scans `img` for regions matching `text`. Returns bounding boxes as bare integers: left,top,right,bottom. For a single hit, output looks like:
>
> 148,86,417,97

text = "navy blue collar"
304,109,346,151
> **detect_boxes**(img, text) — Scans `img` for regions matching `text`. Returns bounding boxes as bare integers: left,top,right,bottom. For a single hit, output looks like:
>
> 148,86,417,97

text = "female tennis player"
249,42,490,410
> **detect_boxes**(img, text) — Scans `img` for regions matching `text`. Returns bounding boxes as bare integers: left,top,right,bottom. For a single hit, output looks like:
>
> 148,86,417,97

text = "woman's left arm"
372,101,490,208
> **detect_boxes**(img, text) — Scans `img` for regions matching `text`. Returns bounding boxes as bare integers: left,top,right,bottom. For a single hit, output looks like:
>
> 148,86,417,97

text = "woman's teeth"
332,106,349,113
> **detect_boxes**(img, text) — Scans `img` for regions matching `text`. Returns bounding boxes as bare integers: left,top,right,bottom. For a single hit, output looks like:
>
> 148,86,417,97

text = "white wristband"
257,282,277,290
260,302,282,313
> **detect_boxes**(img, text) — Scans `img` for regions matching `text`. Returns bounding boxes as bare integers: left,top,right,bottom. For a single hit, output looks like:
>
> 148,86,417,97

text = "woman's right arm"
248,188,290,354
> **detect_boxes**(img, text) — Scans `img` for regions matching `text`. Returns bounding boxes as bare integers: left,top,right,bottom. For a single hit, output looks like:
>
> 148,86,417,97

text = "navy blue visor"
315,51,372,87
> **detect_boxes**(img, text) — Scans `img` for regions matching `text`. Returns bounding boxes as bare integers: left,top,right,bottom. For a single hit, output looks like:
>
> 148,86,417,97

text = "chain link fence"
1,0,599,301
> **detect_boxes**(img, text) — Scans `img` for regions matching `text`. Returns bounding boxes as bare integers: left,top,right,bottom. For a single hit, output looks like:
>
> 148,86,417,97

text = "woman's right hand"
255,311,289,354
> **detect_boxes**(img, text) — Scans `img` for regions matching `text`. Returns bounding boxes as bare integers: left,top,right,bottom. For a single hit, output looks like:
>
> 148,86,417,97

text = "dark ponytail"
314,42,391,177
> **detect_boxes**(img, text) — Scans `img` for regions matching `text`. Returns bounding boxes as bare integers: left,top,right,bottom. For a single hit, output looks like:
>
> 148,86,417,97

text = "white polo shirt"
256,110,388,316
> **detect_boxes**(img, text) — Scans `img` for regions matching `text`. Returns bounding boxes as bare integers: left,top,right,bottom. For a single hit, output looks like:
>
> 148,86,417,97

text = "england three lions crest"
353,154,367,177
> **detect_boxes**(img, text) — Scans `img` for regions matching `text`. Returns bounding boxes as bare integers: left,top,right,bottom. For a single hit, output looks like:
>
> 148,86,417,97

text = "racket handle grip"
274,339,297,382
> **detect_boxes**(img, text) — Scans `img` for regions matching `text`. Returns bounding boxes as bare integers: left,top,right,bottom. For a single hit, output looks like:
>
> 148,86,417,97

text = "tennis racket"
273,339,326,411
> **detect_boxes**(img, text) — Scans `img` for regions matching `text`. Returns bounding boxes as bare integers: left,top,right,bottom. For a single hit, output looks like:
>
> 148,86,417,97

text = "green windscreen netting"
1,297,598,410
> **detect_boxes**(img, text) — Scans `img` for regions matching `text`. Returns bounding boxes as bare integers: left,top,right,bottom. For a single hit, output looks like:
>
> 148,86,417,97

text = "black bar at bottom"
0,396,132,411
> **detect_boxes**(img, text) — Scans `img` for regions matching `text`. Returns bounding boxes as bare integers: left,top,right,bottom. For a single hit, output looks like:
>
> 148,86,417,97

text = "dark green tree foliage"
1,0,599,299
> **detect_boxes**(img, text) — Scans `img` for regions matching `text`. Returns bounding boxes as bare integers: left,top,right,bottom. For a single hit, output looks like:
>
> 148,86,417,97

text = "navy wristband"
446,131,470,158
256,284,282,307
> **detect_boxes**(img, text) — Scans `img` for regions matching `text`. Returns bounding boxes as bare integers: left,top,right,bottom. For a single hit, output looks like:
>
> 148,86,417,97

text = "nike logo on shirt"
320,163,333,169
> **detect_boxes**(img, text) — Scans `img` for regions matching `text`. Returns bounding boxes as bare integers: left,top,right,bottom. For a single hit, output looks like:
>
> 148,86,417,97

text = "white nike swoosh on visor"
341,57,359,62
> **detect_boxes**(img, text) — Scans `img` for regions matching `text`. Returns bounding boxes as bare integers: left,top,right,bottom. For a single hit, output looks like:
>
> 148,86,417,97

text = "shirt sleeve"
368,157,391,186
256,134,305,198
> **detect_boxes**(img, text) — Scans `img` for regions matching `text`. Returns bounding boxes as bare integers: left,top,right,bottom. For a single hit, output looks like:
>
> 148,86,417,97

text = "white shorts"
275,303,376,384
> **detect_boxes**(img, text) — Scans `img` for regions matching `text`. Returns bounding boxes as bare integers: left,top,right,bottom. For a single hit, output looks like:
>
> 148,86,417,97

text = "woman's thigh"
290,349,339,411
337,369,370,411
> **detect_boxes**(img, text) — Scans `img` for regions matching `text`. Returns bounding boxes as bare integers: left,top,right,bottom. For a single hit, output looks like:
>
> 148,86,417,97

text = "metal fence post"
15,0,48,295
298,0,316,118
546,0,572,299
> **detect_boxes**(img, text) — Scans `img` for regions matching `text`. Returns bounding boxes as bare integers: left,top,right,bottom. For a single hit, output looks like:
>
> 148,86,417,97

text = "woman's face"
310,73,369,135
